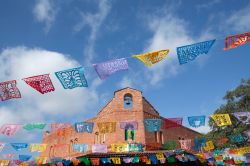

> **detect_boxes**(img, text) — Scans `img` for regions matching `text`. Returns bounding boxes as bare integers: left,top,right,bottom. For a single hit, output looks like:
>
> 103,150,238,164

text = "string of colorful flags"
0,32,249,102
0,112,249,154
0,144,250,165
0,112,249,137
0,141,250,160
0,149,250,165
1,151,250,165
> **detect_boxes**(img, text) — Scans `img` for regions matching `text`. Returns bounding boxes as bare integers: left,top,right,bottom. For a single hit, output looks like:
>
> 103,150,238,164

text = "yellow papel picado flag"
97,122,116,133
111,143,128,152
204,141,214,151
133,49,170,67
156,153,165,160
29,144,47,152
110,157,121,164
211,114,232,126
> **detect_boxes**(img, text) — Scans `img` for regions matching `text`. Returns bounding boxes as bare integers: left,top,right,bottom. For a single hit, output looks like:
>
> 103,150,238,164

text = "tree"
206,79,250,149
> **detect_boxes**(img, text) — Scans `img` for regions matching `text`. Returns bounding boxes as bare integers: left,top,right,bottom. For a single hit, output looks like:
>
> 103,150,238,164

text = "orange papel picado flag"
211,114,232,126
133,49,169,66
35,156,47,165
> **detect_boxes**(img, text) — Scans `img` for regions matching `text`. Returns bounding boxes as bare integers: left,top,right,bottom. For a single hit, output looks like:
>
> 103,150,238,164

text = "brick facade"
41,87,201,158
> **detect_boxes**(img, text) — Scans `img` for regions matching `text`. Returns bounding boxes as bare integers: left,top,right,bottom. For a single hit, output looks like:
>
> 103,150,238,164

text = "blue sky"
0,0,250,159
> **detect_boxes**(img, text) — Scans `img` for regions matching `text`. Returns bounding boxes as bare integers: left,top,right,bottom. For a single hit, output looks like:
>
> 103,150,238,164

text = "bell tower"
113,87,143,112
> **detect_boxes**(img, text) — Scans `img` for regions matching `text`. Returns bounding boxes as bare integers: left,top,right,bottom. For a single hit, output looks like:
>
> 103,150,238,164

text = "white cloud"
117,76,134,88
33,0,58,33
0,47,99,127
144,13,196,85
224,5,250,32
196,0,221,11
74,0,111,65
118,10,196,87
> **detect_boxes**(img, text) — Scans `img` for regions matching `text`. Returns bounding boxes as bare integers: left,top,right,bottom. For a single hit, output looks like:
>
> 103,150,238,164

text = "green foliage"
206,79,250,149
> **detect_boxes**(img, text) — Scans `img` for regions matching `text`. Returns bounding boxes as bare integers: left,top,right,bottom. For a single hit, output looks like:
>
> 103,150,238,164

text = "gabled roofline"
97,87,142,115
97,99,113,115
114,87,142,95
143,97,160,115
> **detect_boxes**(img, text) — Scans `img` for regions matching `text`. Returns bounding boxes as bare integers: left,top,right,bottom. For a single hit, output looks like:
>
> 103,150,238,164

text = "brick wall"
41,87,201,158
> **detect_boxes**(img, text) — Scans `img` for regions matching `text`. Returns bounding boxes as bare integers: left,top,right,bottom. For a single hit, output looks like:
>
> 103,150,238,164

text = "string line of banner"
0,31,249,101
0,111,249,136
0,143,249,165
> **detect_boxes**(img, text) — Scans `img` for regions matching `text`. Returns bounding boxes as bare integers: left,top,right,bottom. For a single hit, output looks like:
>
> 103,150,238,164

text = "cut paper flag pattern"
10,160,22,165
110,157,121,164
0,160,10,166
133,49,169,67
79,157,91,165
230,134,245,143
74,122,94,133
120,121,138,130
204,141,214,151
128,143,143,152
164,118,182,129
179,139,191,150
0,80,21,101
244,130,250,141
111,143,128,152
55,67,88,89
188,116,205,128
91,144,108,153
0,143,5,152
51,123,71,131
232,112,250,124
93,58,128,80
140,156,148,163
132,157,140,163
211,114,232,126
156,153,165,160
23,123,46,130
101,158,111,164
19,155,32,161
22,74,55,94
10,143,28,151
194,137,206,151
144,119,162,132
177,39,216,65
149,155,158,164
90,158,99,165
123,157,133,164
73,144,88,153
29,144,47,152
0,124,21,136
97,122,116,134
62,159,71,166
224,32,250,50
35,157,48,165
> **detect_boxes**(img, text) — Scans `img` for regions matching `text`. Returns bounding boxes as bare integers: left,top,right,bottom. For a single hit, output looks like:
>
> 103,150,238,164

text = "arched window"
124,93,133,109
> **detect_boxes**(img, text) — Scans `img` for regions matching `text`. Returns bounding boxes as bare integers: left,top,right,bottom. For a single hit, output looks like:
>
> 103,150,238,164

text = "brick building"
41,87,201,158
